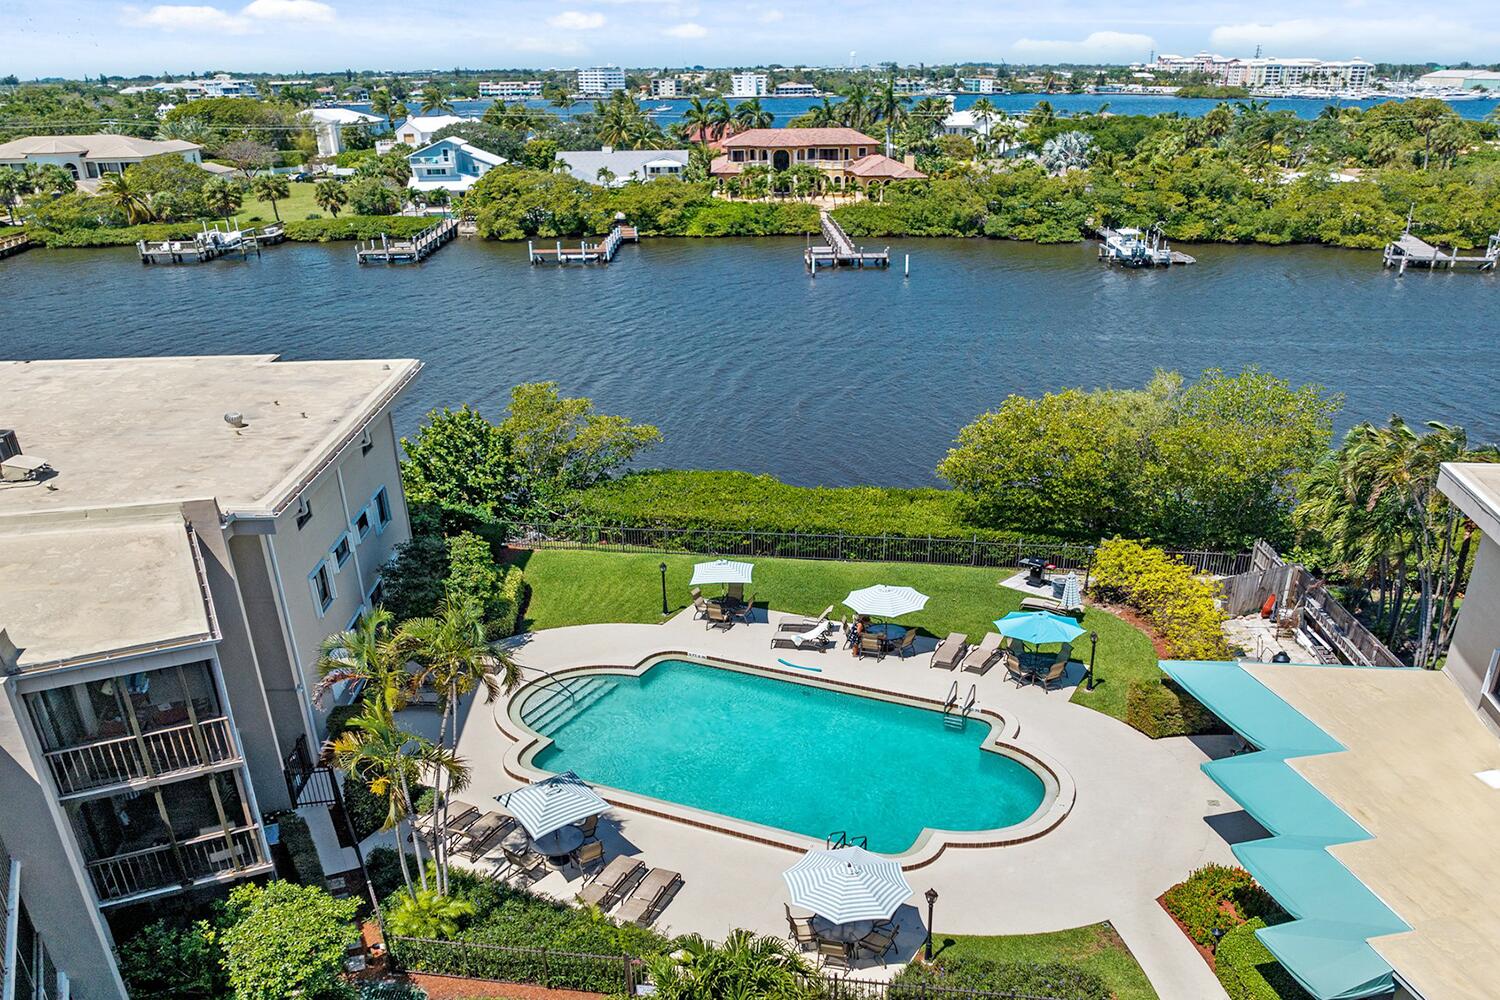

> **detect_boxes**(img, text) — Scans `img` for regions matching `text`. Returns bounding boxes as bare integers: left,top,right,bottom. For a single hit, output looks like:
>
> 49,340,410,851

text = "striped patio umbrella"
690,560,755,586
783,846,912,924
1059,572,1083,611
495,771,609,839
842,585,929,618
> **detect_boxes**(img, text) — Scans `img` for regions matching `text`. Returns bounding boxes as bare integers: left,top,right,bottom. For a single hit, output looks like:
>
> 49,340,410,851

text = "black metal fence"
388,937,1085,1000
498,520,1250,578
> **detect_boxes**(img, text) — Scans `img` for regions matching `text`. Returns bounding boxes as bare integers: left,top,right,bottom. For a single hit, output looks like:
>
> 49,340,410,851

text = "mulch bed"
407,972,607,1000
1091,600,1173,659
1155,893,1229,972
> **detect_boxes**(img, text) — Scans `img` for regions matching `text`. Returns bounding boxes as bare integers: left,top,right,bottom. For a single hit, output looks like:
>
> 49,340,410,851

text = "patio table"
502,825,584,864
811,917,877,943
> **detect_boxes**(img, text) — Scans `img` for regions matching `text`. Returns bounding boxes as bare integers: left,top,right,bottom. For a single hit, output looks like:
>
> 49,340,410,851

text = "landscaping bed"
1158,866,1311,1000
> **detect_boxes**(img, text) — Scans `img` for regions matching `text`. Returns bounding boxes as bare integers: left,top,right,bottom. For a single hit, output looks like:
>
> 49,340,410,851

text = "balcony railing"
87,825,266,904
44,717,239,796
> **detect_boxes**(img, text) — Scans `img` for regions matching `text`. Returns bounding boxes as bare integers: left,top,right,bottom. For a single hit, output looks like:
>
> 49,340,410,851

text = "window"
331,534,352,568
858,147,867,157
373,487,392,531
367,576,385,608
295,498,313,529
310,563,335,615
354,508,372,540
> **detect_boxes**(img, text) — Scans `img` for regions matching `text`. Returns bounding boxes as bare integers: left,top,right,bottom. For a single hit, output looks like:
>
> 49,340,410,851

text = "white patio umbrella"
783,846,912,924
1058,572,1082,611
495,771,609,839
689,559,755,586
843,585,929,618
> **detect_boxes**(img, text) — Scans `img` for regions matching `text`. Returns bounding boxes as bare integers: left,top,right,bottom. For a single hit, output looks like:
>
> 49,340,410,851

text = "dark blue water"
2,238,1495,486
377,92,1500,126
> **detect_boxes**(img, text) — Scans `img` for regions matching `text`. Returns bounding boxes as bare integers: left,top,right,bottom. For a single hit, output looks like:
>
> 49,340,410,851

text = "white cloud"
1011,30,1155,62
759,9,784,23
1209,17,1500,60
242,0,334,22
122,4,251,32
664,21,708,38
548,10,606,30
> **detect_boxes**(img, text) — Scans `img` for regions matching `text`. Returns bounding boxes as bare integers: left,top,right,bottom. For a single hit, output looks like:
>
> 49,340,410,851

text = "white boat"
1097,226,1187,267
652,104,673,112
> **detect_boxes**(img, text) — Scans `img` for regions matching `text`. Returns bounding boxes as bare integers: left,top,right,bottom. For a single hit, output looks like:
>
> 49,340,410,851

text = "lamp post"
1085,630,1099,691
924,887,939,961
659,562,669,615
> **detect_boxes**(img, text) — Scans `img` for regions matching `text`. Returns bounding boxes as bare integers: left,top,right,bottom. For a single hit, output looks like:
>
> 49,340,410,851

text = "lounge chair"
785,904,819,952
817,940,850,972
418,799,479,836
891,627,918,658
499,844,546,883
779,606,834,633
960,632,1003,674
772,620,832,651
855,921,898,965
571,837,605,874
1035,643,1073,690
930,632,967,670
453,812,512,859
704,603,732,630
731,592,757,624
615,867,683,926
1020,595,1084,620
578,855,643,908
856,632,885,660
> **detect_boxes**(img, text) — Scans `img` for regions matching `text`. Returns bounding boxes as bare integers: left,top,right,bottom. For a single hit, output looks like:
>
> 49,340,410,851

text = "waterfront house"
773,81,818,97
558,146,689,186
709,127,924,191
406,137,505,193
0,355,420,1000
479,79,543,99
0,134,202,187
392,114,470,147
299,107,383,157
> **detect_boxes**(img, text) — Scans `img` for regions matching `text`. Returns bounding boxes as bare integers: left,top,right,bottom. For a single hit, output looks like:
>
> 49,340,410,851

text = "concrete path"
399,607,1243,1000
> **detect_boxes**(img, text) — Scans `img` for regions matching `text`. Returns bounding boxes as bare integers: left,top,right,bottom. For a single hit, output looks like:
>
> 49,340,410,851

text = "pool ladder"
827,831,868,849
943,681,977,730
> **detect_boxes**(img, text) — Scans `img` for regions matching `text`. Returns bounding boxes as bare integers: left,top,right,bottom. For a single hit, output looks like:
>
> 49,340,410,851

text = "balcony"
86,825,268,905
44,717,239,797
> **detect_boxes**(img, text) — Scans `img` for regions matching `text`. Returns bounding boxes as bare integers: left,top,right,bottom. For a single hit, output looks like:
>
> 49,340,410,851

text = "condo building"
478,80,543,100
0,355,420,1000
729,72,769,98
577,66,626,96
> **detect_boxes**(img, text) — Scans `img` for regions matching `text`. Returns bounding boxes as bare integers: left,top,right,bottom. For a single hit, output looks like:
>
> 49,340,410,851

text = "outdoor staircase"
521,676,614,734
942,682,978,731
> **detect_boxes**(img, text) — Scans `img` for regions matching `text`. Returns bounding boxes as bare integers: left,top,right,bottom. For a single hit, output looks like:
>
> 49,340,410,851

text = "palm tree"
739,163,773,200
838,82,871,131
644,930,816,1000
370,88,393,127
392,100,410,121
708,97,735,141
314,178,348,217
678,96,717,144
0,168,26,224
250,173,290,222
26,163,74,198
314,607,409,710
732,98,773,131
386,887,474,938
1039,131,1095,174
202,176,243,219
98,170,153,224
595,166,617,187
418,84,453,115
872,77,910,155
783,162,822,201
803,97,840,128
969,97,996,137
399,591,519,892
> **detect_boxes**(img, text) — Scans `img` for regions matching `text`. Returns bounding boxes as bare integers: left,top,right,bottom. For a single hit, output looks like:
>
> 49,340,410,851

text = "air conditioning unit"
0,429,19,463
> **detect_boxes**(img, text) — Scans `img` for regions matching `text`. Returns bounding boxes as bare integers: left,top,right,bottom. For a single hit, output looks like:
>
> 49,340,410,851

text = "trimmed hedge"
568,470,1047,544
283,215,433,242
273,813,325,887
31,222,205,248
445,532,527,639
1216,919,1314,1000
1125,678,1227,738
1089,537,1232,659
891,955,1110,1000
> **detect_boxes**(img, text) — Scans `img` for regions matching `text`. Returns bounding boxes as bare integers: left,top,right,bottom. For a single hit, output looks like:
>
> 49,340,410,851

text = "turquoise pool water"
527,659,1047,853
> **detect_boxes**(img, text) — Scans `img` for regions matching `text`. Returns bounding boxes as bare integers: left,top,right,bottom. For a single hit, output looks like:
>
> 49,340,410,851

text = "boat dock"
1097,226,1195,267
1383,229,1499,273
137,220,278,264
805,212,890,269
528,221,638,264
0,230,33,260
356,217,458,264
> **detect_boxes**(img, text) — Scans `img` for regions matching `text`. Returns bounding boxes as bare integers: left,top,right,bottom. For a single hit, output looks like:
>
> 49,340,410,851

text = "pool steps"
521,675,614,733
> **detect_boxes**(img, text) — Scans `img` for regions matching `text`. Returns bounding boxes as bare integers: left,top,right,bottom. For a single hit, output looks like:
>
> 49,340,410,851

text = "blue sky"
5,0,1498,79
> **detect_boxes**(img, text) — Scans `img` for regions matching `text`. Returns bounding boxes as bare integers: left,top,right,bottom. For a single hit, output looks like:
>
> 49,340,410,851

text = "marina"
354,217,458,264
805,212,890,269
528,219,639,264
136,221,284,265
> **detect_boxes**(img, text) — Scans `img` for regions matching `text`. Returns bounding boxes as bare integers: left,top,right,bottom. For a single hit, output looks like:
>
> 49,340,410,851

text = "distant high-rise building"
730,72,769,98
577,66,627,96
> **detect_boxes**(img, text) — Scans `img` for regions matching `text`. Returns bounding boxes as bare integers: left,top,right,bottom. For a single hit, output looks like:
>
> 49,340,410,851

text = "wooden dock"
1383,229,1499,273
356,217,458,264
528,222,638,264
805,212,889,269
1096,226,1194,267
0,230,33,260
137,222,269,264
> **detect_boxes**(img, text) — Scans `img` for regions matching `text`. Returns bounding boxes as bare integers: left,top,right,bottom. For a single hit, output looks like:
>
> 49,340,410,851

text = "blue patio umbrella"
994,611,1086,646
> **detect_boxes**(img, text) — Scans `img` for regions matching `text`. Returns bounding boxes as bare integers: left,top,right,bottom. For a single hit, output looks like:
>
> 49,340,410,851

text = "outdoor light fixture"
659,561,669,615
924,887,939,960
1086,631,1099,690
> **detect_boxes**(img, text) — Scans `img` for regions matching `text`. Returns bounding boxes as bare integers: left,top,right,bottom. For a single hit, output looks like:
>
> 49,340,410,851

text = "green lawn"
240,180,322,225
931,923,1160,1000
510,549,1158,721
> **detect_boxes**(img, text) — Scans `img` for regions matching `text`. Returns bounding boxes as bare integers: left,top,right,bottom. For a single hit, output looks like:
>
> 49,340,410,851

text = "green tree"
400,403,524,525
370,87,393,126
347,176,401,215
314,178,348,216
98,170,154,224
314,606,410,711
250,173,290,221
732,97,773,131
218,881,359,1000
201,176,243,218
522,138,559,171
0,168,28,224
117,920,226,1000
26,162,75,198
418,84,453,114
385,887,475,939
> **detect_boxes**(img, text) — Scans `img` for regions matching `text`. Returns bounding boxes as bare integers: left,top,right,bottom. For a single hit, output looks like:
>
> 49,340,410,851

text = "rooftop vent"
224,412,247,429
0,429,19,463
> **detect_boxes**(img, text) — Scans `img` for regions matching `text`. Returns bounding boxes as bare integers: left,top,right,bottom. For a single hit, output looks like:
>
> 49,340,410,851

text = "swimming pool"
522,658,1049,854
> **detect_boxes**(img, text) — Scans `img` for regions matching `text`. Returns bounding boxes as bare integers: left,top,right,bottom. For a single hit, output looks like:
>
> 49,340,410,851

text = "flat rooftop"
1437,462,1500,539
0,508,214,671
1245,662,1500,1000
0,355,420,517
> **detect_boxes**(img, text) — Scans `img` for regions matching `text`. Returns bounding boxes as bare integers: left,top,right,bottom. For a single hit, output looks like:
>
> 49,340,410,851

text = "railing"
387,937,1077,1000
44,717,239,796
86,825,265,904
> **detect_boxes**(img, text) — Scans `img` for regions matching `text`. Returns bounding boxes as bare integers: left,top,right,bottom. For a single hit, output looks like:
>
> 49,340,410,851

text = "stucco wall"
1446,533,1500,729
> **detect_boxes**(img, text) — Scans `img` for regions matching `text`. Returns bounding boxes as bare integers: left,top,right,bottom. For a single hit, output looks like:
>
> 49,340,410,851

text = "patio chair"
785,904,819,952
1035,642,1073,691
499,844,546,883
725,582,745,605
704,603,733,630
690,587,702,601
574,813,600,838
579,855,643,909
817,940,850,972
856,632,886,660
420,799,479,838
691,595,711,620
772,620,832,651
891,627,919,658
1004,654,1031,687
855,922,898,965
616,867,683,926
571,837,605,874
732,592,757,624
930,632,967,670
779,606,835,633
960,632,1003,674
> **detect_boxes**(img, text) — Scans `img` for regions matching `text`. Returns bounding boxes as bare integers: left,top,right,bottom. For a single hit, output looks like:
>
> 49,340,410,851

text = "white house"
406,137,505,192
299,107,383,157
730,72,769,97
557,147,689,186
0,134,203,185
774,82,817,97
577,66,626,95
392,114,471,147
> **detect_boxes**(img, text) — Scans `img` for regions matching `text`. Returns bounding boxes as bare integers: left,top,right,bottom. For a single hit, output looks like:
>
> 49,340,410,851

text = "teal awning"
1157,660,1410,1000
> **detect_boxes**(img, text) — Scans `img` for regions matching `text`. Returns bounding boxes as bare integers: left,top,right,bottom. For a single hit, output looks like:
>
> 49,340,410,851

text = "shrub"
1216,919,1314,1000
324,703,363,743
31,221,203,248
219,881,359,1000
117,919,227,1000
342,772,429,842
1125,678,1226,738
680,200,818,236
445,532,527,638
274,812,325,886
1089,538,1232,659
892,955,1110,1000
1161,865,1281,950
283,215,431,242
364,846,419,902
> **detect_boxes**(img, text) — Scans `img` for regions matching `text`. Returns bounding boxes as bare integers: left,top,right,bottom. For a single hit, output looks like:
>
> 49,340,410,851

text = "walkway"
407,608,1244,1000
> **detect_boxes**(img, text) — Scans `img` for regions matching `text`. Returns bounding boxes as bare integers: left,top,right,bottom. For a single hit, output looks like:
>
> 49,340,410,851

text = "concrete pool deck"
406,607,1251,1000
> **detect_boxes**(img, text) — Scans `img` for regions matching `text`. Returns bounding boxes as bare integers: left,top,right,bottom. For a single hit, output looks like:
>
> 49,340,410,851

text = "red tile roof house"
708,128,925,194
